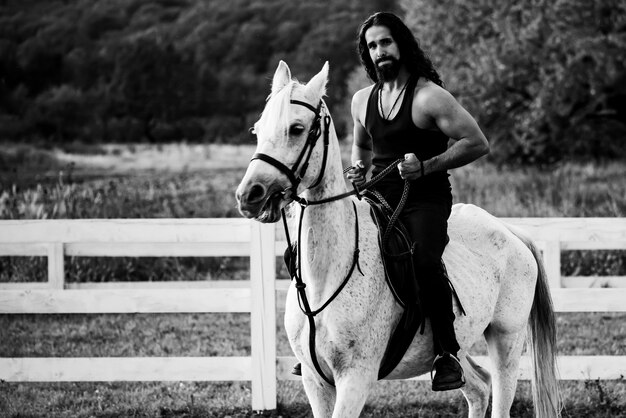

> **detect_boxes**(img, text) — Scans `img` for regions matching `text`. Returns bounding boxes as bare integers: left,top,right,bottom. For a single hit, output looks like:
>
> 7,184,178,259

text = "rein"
295,157,405,206
281,201,363,386
251,98,412,386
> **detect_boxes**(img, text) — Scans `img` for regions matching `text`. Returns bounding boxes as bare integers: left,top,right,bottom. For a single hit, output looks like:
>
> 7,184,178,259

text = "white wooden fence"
0,217,625,411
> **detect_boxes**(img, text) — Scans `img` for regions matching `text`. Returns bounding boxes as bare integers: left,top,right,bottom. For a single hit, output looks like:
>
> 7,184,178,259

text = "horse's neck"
291,138,356,305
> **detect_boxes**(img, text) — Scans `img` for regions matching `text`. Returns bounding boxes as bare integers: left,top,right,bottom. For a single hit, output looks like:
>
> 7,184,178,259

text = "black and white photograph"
1,1,624,417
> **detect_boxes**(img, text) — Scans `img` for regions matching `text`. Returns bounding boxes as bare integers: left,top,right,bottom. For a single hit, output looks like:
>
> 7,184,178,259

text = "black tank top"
364,75,452,206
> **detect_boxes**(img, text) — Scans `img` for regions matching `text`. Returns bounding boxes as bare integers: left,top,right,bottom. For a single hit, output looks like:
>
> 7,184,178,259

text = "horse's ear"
305,61,329,102
271,60,292,96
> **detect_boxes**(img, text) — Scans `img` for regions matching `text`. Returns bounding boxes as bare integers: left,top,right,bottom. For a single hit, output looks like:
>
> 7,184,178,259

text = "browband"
290,99,320,114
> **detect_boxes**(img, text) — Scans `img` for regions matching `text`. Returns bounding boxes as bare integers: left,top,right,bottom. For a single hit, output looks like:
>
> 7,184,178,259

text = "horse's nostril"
248,184,266,203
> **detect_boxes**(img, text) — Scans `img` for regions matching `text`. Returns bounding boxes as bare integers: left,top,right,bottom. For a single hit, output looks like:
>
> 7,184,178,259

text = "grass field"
1,312,625,417
1,143,625,417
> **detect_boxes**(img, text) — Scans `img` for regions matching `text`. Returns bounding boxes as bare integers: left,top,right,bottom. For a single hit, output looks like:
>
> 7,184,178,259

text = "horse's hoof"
431,353,465,391
291,363,302,376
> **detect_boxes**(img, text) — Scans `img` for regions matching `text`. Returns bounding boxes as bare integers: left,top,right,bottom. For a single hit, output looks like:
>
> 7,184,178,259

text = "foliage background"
1,0,625,164
403,0,626,164
0,0,396,144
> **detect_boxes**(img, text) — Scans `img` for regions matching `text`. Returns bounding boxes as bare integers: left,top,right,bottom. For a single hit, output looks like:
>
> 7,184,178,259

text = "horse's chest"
283,283,393,364
284,289,306,346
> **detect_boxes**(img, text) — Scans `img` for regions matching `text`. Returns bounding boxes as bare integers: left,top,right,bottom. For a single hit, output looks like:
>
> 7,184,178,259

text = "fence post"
249,222,277,411
544,241,561,289
47,243,65,289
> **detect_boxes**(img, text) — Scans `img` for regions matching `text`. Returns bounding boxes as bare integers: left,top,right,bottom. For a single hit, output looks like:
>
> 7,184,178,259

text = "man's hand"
397,153,423,180
347,160,367,187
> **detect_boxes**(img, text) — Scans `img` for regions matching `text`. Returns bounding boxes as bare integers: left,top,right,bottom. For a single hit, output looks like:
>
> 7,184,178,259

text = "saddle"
364,191,425,380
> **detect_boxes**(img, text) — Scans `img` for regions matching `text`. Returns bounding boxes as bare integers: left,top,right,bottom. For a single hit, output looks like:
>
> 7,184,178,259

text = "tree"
109,34,203,140
2,0,404,144
26,84,92,141
402,0,626,164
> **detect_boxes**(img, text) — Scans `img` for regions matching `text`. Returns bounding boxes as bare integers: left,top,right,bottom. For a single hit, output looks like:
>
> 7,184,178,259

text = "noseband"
250,99,330,196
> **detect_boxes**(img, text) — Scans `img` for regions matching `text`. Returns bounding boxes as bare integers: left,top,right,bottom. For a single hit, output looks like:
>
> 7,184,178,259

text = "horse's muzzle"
235,181,286,223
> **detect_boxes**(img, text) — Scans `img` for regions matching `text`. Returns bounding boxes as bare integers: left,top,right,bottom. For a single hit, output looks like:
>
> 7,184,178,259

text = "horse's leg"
331,372,376,418
302,367,336,417
459,352,492,418
484,325,527,418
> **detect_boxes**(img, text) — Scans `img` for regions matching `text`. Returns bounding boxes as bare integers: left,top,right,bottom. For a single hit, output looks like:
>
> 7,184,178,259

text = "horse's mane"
254,80,298,142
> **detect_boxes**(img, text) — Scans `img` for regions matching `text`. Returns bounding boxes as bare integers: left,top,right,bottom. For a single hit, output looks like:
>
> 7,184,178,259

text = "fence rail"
1,217,625,411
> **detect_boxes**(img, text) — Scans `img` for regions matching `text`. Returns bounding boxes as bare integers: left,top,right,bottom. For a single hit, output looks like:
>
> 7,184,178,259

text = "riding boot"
421,263,460,356
420,263,463,391
431,352,465,391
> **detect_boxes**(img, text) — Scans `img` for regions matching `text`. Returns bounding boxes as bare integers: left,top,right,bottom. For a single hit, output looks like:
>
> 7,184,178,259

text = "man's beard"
375,56,401,82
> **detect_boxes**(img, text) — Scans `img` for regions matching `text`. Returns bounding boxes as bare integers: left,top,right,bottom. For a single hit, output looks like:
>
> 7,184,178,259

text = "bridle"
250,97,404,207
250,99,330,198
247,95,409,386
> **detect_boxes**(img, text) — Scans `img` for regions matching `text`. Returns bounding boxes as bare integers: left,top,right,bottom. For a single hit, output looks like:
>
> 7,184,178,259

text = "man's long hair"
357,12,443,86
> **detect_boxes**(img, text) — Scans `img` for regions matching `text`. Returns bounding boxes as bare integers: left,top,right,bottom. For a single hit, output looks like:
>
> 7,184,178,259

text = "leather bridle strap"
309,114,330,190
251,152,299,190
290,99,318,114
250,99,329,194
281,200,363,387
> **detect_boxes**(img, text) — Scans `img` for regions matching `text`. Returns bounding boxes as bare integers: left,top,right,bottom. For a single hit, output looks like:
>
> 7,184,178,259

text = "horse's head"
236,60,330,223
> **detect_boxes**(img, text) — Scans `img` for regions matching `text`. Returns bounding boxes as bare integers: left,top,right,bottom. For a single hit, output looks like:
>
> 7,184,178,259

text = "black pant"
399,199,460,356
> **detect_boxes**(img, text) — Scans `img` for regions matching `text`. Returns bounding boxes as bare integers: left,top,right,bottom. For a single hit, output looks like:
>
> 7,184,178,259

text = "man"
347,11,489,391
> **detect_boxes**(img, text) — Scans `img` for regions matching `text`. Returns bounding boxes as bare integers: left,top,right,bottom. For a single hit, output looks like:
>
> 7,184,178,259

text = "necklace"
378,78,410,120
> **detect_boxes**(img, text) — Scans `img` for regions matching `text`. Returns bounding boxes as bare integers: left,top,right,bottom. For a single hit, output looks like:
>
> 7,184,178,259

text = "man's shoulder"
413,80,455,113
351,84,376,120
352,84,376,104
414,79,448,100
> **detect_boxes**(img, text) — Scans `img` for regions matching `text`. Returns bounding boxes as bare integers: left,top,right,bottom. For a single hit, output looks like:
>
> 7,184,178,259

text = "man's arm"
348,89,373,185
398,84,489,180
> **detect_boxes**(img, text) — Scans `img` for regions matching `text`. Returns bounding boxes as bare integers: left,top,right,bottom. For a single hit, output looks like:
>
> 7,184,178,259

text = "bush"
150,121,181,142
25,84,94,142
177,119,205,141
0,114,33,140
105,117,145,143
204,116,250,144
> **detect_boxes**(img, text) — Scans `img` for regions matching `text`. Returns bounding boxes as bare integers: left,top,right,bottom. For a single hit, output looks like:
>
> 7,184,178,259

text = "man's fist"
347,160,366,186
397,153,423,180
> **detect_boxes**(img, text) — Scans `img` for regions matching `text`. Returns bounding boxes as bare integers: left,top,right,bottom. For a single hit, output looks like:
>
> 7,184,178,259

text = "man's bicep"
430,92,482,141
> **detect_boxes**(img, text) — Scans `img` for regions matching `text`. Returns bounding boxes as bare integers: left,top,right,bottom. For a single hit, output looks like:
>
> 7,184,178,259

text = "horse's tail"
506,224,562,418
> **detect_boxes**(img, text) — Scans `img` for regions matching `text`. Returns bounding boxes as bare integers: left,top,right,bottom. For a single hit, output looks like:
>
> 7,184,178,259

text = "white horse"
236,61,560,418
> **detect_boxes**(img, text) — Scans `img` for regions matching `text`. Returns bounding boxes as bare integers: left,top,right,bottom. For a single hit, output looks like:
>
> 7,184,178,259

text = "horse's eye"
289,124,305,136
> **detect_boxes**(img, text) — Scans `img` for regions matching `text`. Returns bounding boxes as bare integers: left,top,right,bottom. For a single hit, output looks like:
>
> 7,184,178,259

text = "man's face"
365,25,401,82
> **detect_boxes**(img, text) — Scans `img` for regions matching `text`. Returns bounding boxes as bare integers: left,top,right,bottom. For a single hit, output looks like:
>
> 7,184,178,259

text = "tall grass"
0,166,244,219
3,143,625,220
450,161,626,217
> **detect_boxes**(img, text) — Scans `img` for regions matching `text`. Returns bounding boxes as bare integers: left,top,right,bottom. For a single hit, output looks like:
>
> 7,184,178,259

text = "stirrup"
431,352,465,391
